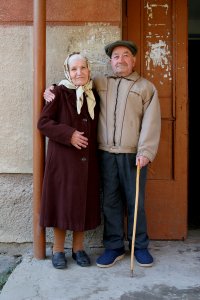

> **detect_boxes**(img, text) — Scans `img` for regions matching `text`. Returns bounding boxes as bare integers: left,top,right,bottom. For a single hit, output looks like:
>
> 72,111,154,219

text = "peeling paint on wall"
146,31,171,39
145,2,169,20
145,40,170,69
145,40,172,81
148,23,166,27
143,1,172,85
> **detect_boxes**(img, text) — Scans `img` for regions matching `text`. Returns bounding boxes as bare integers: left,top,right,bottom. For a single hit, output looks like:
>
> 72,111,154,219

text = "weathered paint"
143,1,172,86
145,2,169,20
145,40,171,71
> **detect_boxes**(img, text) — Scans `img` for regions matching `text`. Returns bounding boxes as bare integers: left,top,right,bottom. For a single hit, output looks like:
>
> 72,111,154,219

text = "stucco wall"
0,26,33,173
0,174,33,242
0,24,120,242
0,24,119,173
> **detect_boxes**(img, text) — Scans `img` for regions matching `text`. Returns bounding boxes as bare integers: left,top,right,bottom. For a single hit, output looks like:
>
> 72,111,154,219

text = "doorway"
123,0,188,239
188,0,200,228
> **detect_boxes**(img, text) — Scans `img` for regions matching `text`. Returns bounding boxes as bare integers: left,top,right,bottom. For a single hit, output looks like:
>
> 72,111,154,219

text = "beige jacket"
94,71,161,162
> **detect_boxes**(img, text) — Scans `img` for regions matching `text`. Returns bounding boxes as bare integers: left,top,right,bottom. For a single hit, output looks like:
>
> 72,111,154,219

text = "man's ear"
132,56,137,68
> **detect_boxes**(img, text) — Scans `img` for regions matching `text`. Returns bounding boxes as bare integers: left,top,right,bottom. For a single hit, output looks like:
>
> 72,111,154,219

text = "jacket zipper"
113,78,122,146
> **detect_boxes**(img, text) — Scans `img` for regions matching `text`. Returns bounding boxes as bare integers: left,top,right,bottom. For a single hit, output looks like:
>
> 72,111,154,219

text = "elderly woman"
37,52,100,269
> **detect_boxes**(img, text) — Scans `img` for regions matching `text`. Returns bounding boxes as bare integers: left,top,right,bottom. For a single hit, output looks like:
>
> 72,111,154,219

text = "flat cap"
105,40,138,58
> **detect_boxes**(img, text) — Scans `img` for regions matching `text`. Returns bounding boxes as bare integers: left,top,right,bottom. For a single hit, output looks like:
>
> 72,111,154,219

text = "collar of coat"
107,71,140,82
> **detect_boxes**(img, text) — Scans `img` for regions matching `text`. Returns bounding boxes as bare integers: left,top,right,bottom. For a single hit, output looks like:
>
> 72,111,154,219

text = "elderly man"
43,40,161,268
94,40,161,268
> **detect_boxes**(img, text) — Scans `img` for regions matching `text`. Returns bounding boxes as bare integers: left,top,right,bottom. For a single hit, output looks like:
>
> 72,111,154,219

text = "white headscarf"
58,52,96,119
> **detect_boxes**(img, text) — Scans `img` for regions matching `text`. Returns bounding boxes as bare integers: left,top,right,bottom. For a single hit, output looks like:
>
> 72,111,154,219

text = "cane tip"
130,270,133,277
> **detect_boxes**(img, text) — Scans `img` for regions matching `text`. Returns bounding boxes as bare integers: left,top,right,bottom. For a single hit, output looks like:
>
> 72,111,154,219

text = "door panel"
123,0,188,239
148,120,173,180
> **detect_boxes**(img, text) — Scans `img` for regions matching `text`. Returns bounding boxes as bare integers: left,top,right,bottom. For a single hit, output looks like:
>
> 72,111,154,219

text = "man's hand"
71,131,88,149
136,156,149,168
44,85,55,102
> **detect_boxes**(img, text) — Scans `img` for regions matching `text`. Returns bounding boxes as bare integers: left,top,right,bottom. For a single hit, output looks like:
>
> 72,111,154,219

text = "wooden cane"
130,160,140,277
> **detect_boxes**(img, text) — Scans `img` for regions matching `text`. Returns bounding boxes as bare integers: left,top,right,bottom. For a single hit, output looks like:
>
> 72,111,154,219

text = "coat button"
81,157,87,161
82,118,87,122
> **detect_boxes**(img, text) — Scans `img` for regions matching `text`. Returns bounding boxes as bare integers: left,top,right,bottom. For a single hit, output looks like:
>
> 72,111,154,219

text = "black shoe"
52,252,67,269
72,250,91,267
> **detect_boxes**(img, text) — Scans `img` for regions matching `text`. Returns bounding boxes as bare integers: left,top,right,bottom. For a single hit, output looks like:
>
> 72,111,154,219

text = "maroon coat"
37,85,101,231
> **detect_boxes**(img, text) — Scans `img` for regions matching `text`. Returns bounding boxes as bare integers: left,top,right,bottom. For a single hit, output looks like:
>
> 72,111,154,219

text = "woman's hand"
44,85,55,102
71,131,88,149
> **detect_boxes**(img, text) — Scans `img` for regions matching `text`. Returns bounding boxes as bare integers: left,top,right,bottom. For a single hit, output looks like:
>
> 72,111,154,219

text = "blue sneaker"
134,248,153,267
96,247,125,268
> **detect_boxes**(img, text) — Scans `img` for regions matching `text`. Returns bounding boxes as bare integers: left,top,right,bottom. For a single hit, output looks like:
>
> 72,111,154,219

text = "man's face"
110,46,136,77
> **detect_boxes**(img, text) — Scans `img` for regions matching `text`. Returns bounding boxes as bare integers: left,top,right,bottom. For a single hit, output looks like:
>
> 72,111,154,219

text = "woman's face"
68,56,90,86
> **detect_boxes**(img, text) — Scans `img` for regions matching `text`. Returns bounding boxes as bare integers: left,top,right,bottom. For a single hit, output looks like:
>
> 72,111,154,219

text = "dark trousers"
99,151,149,250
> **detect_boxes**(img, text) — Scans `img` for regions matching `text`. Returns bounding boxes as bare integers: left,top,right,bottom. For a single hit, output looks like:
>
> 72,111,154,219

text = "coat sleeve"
137,87,161,162
37,87,76,146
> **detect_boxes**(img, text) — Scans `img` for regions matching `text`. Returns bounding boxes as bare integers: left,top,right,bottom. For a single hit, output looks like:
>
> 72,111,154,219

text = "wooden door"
123,0,188,239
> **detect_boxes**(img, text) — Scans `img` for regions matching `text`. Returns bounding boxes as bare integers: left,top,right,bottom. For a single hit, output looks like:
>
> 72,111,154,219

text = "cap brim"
105,40,137,57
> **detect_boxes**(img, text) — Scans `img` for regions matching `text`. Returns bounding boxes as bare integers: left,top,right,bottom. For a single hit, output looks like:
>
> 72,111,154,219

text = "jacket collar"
125,71,140,81
108,71,140,82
